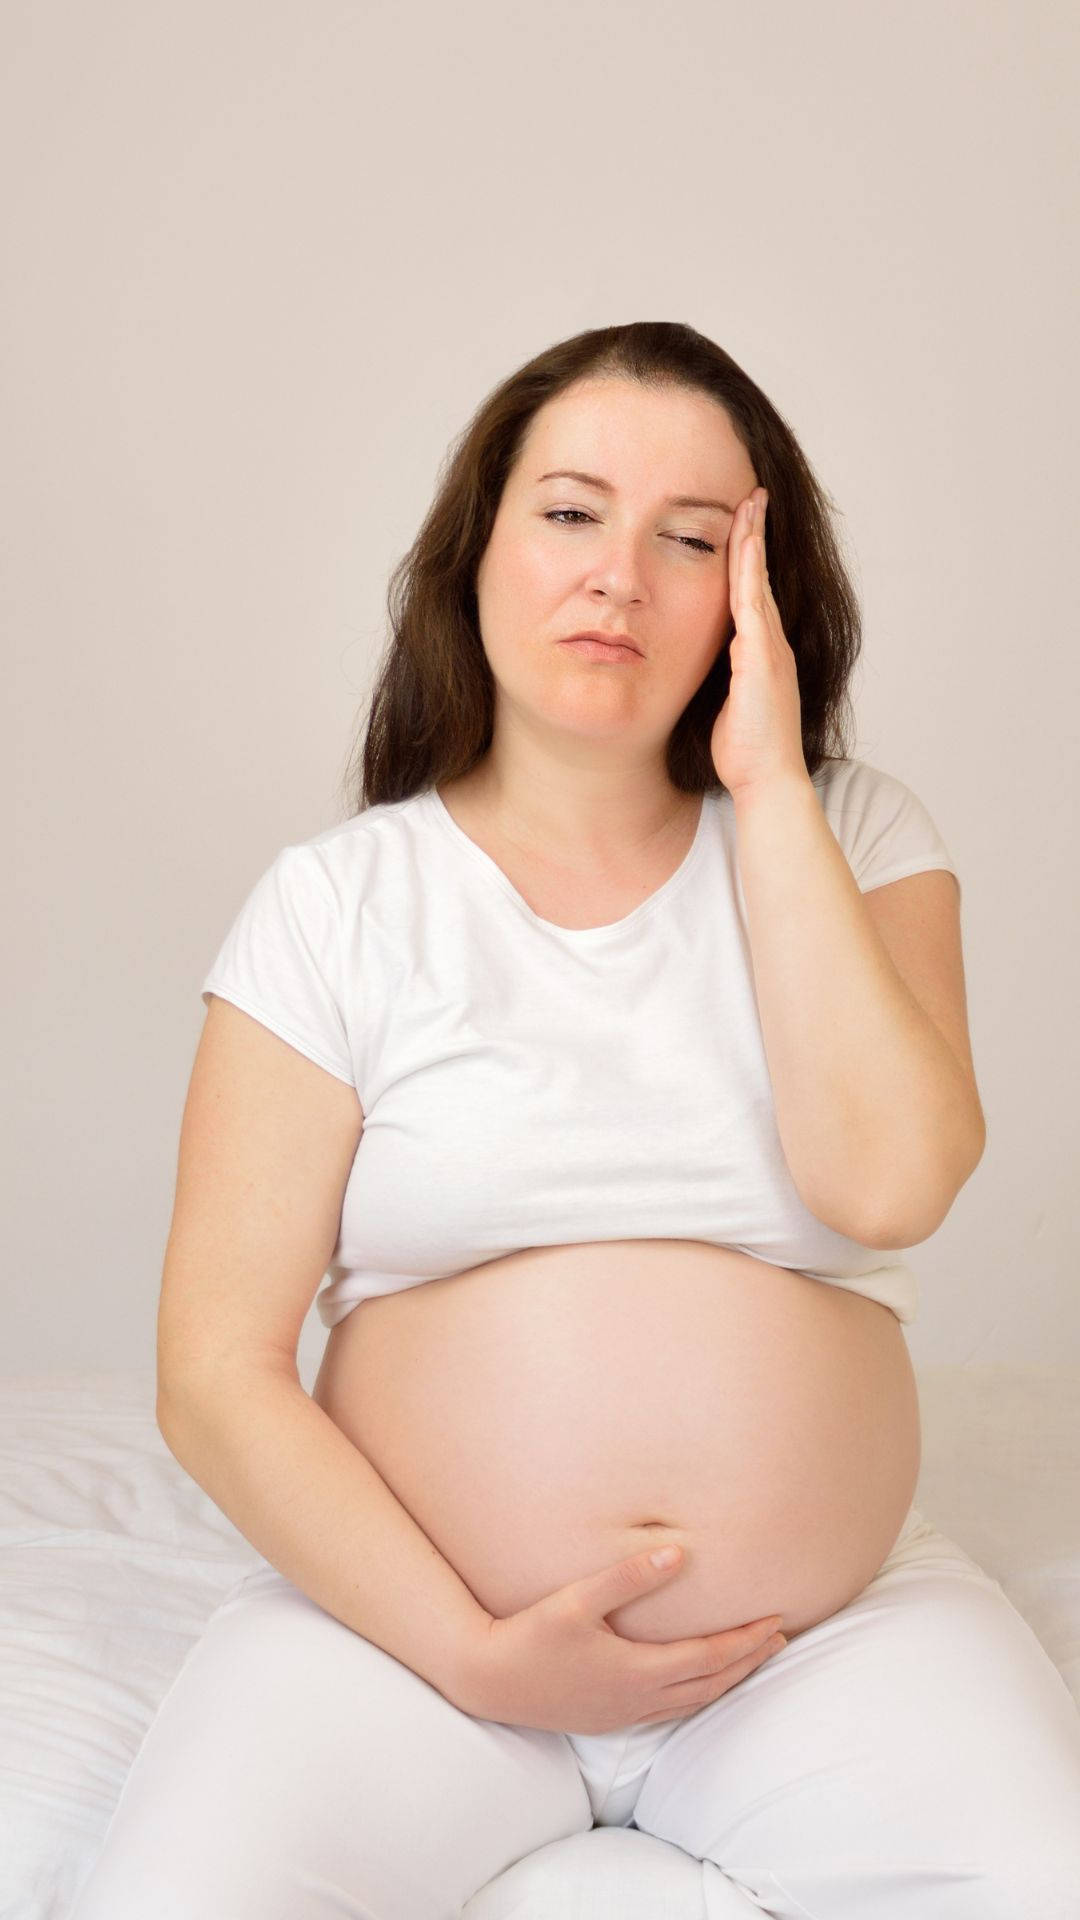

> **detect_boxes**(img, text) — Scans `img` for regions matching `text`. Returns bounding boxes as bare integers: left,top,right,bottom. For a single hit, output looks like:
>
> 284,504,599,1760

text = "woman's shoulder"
810,755,959,897
293,791,436,873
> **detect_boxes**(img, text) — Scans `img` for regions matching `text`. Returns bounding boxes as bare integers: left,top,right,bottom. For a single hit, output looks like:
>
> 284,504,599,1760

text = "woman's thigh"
630,1508,1080,1920
70,1563,593,1920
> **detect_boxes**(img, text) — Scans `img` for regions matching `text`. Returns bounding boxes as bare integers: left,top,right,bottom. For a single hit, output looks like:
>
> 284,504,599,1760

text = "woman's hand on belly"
452,1538,788,1736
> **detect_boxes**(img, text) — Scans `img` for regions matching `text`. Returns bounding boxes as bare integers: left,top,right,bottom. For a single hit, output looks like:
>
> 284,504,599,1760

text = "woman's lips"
558,638,642,663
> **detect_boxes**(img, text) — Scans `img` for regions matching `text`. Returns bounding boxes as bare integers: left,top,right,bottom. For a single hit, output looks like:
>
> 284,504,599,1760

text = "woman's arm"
733,773,985,1247
158,1364,491,1708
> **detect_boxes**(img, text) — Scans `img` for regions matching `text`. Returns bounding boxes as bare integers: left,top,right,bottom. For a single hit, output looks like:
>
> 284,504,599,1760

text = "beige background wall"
5,1,1077,1379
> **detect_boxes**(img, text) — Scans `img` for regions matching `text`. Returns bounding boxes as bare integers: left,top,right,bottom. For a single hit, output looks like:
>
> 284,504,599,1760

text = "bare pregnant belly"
311,1240,921,1644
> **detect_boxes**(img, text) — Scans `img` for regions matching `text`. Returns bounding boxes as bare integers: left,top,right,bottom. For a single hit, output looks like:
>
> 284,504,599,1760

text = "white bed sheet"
2,1364,1077,1919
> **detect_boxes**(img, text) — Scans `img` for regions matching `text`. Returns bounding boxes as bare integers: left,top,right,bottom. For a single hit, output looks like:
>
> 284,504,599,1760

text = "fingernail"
650,1546,680,1567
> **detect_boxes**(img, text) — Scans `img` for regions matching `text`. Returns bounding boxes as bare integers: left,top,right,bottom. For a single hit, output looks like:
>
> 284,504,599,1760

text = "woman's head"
343,321,860,813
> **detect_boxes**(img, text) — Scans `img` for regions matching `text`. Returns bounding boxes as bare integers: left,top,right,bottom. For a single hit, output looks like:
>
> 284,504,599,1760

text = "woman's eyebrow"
534,469,737,517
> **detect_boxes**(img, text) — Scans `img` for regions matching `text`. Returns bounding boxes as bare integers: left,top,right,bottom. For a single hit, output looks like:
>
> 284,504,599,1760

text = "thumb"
576,1544,684,1621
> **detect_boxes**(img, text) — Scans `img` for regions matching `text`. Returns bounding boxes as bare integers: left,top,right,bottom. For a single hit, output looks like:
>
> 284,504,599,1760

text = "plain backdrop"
4,0,1077,1378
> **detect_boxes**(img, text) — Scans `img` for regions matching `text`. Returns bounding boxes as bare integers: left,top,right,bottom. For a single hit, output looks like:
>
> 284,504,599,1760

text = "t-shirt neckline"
422,786,713,939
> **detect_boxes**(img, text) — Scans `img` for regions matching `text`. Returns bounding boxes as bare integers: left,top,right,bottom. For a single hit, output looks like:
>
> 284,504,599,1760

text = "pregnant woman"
73,323,1080,1918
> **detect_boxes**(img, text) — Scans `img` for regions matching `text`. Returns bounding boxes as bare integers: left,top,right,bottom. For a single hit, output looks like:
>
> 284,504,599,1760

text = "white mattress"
3,1364,1078,1919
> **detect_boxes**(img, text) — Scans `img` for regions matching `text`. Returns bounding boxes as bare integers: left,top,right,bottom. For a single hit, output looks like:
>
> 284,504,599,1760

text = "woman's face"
474,376,759,757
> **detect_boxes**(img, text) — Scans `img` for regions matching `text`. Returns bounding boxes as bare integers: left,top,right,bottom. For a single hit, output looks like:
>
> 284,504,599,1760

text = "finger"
755,498,772,593
737,514,767,617
730,493,758,606
738,499,782,636
644,1631,787,1719
646,1615,783,1688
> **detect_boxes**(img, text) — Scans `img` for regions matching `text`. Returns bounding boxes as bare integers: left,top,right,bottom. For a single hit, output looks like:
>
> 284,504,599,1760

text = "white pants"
70,1505,1080,1919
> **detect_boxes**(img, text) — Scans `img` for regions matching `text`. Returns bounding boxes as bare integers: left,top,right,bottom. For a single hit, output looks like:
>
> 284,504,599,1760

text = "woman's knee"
72,1573,593,1918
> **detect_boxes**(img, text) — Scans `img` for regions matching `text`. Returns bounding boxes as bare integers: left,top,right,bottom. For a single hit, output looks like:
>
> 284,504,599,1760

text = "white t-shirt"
201,758,961,1330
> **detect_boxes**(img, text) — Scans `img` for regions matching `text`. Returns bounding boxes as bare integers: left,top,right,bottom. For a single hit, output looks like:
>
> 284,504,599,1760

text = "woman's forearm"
157,1365,491,1708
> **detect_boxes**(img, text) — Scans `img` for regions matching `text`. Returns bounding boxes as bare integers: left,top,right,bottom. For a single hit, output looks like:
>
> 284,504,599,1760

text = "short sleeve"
201,843,355,1085
818,760,962,908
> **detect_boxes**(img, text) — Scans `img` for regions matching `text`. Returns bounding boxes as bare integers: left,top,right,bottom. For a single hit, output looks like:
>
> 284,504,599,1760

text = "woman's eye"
542,508,715,555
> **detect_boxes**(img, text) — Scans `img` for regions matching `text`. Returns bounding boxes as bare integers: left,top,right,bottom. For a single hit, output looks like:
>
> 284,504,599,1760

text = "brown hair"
339,321,861,814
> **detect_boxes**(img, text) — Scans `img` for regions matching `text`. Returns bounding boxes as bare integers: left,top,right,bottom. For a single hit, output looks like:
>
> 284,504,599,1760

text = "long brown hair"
340,321,861,814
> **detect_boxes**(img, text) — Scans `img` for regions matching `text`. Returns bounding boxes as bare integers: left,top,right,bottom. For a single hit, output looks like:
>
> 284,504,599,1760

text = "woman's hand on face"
709,488,808,800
